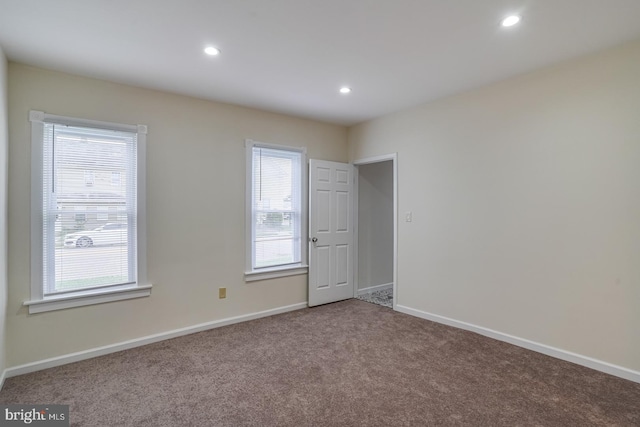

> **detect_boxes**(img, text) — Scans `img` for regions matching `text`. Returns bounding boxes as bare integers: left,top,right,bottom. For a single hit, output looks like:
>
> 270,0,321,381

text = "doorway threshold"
356,288,393,308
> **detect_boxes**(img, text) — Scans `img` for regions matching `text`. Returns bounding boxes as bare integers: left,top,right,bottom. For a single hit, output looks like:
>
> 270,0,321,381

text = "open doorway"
354,154,397,309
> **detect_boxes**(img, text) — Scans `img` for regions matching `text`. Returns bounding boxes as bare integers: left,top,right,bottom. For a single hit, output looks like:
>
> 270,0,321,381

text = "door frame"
353,153,398,310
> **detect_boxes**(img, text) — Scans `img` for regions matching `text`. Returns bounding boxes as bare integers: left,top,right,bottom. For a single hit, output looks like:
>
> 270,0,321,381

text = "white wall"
357,161,393,290
7,64,347,366
349,39,640,373
0,46,8,381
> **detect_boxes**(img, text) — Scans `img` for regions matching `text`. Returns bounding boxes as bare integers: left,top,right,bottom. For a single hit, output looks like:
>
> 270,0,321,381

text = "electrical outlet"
405,211,412,222
219,287,226,299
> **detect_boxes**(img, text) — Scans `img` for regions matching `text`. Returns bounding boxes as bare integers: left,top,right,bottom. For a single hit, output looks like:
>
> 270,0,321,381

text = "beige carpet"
1,299,639,426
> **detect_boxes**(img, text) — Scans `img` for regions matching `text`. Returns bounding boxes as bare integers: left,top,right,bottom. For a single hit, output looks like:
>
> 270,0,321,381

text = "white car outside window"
64,223,128,248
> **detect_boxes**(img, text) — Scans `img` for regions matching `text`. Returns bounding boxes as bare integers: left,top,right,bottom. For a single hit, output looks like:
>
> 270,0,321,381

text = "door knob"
311,237,318,243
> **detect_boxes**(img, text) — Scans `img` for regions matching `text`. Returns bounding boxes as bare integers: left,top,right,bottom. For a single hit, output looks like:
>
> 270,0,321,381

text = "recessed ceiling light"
339,87,352,94
501,15,521,27
204,46,221,56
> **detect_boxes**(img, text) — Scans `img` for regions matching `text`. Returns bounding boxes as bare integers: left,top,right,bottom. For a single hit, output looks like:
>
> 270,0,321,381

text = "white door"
308,159,354,306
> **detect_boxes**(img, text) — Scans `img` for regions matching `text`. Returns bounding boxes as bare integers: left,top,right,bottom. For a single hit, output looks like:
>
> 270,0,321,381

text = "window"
97,206,108,221
111,171,121,186
84,170,95,186
26,111,151,313
245,140,307,281
74,206,87,224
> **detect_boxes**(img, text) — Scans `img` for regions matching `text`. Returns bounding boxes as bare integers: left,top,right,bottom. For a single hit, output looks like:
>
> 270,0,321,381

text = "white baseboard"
395,304,640,384
5,302,308,380
357,282,393,296
7,301,637,386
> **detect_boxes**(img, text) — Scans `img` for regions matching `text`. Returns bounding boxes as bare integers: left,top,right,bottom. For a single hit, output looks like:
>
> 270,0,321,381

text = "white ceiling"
1,0,639,126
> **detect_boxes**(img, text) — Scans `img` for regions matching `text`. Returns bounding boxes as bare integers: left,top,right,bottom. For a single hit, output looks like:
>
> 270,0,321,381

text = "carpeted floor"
356,288,393,308
1,299,639,426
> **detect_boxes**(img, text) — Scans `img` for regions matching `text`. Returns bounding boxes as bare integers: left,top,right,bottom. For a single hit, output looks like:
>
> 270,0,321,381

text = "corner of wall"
0,45,9,389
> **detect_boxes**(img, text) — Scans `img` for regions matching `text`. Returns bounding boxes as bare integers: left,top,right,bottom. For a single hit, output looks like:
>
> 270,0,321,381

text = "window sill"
245,265,308,282
24,284,152,314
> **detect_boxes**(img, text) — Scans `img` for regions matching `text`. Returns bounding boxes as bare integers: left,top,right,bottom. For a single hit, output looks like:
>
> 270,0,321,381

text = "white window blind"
250,145,303,270
27,111,150,313
41,122,137,296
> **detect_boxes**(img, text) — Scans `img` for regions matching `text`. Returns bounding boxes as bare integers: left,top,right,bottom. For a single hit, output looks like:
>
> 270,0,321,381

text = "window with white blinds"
27,111,150,313
245,140,307,280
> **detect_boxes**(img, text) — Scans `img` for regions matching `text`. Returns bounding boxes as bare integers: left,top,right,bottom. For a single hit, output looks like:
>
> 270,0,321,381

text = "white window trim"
25,110,151,314
244,139,308,282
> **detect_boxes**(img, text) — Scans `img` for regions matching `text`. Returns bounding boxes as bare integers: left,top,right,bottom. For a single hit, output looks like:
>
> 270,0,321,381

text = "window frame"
244,139,308,282
25,110,151,314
